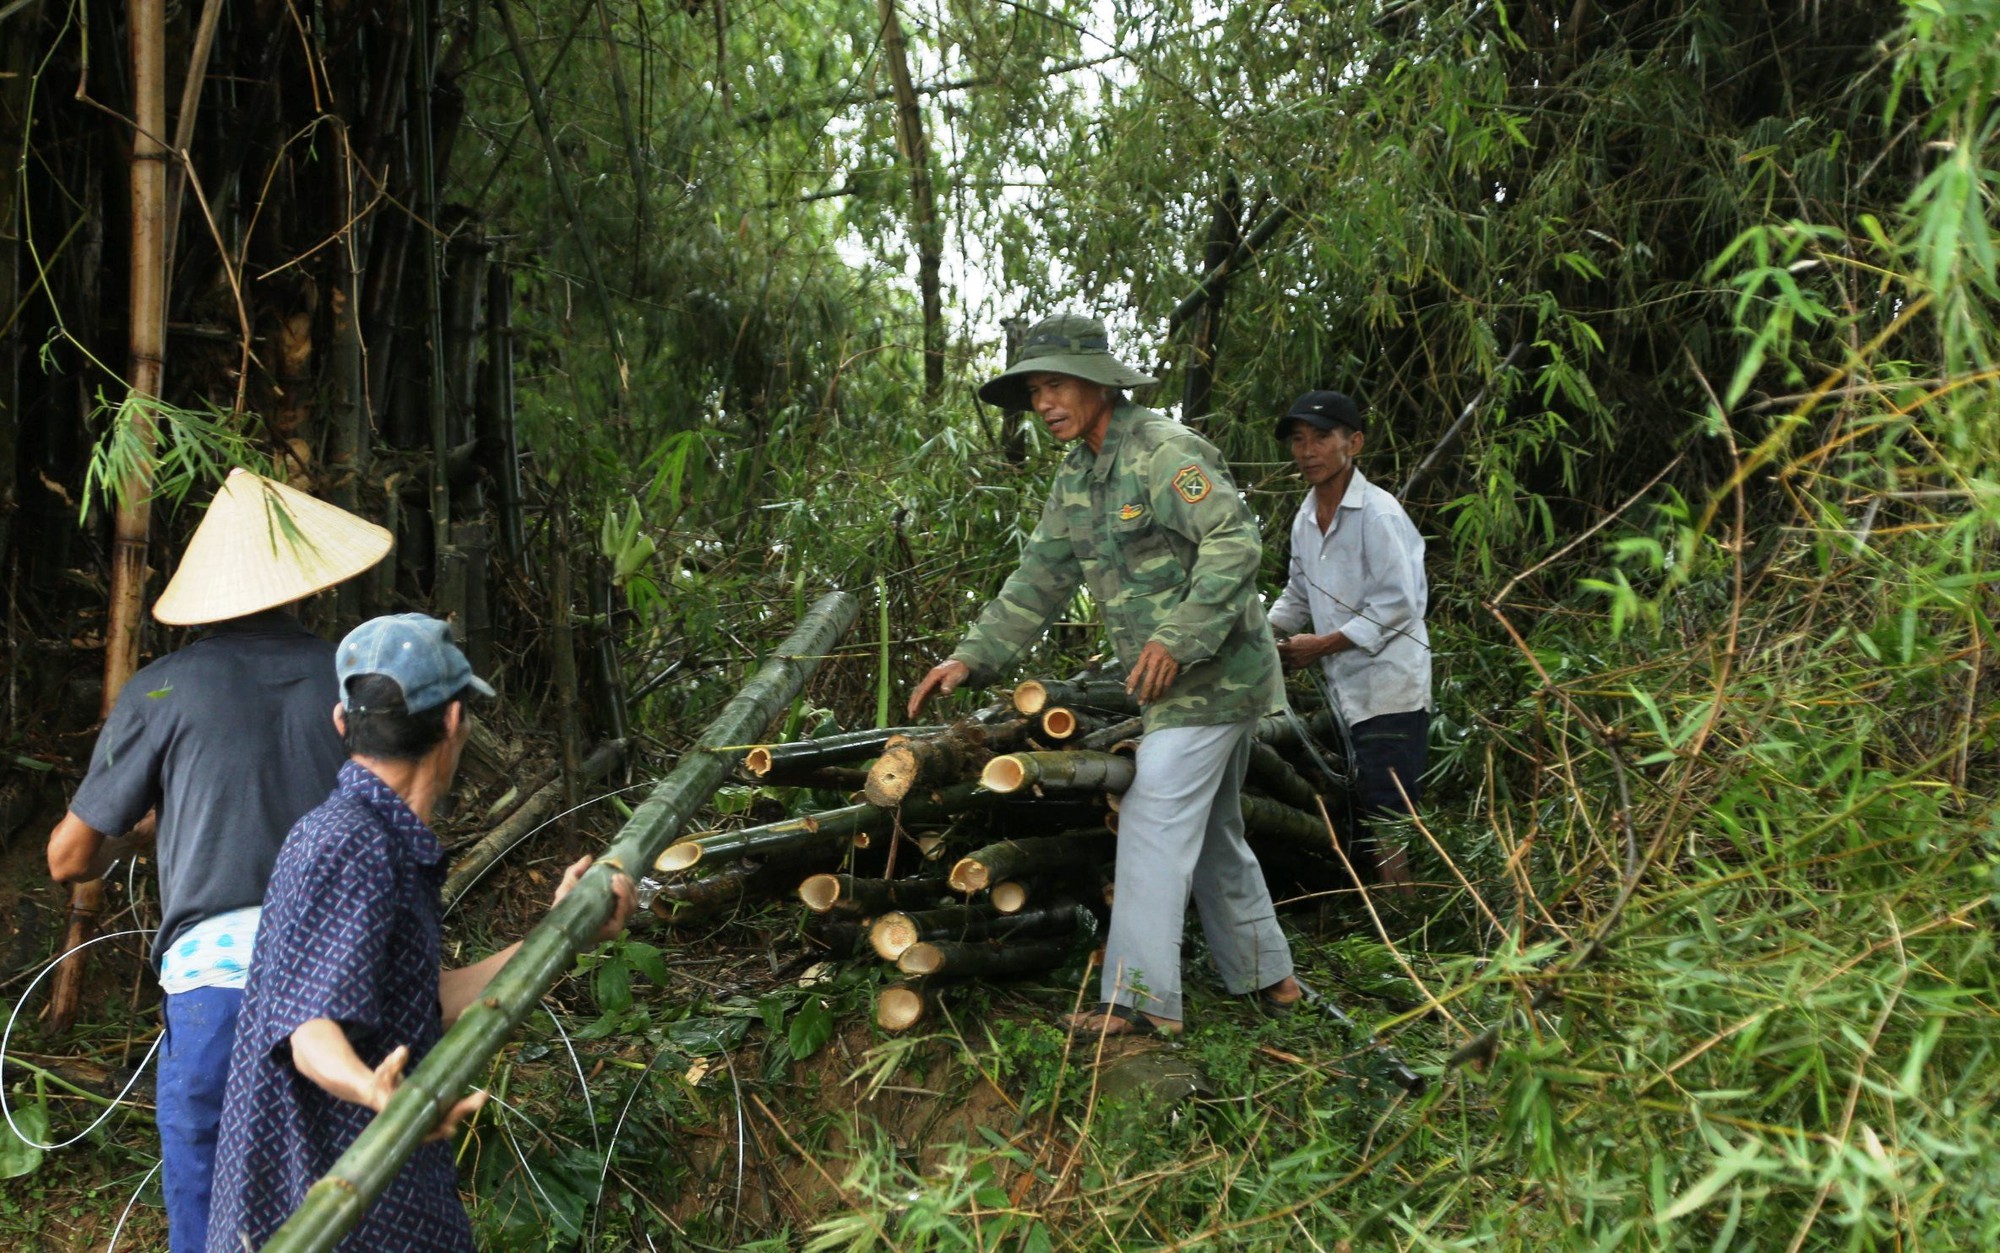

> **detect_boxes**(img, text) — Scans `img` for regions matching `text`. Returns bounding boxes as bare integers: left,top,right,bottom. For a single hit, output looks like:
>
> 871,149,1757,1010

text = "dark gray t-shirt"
69,610,344,967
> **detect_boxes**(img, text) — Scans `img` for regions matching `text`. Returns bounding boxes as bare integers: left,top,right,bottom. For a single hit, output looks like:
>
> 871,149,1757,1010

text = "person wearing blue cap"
1267,392,1432,893
204,615,635,1252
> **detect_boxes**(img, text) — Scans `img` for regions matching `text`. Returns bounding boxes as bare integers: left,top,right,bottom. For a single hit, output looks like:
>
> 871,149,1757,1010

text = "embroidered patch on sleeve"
1171,463,1213,504
1118,503,1145,521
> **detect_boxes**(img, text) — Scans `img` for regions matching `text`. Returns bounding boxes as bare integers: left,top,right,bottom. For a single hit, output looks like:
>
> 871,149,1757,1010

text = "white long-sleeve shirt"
1267,467,1431,726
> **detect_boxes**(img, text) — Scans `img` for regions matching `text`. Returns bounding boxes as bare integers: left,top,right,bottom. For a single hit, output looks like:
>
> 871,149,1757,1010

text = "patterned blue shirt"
205,761,474,1252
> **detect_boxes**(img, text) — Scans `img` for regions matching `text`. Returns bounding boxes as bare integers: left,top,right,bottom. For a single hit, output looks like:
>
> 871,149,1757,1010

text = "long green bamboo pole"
259,591,857,1252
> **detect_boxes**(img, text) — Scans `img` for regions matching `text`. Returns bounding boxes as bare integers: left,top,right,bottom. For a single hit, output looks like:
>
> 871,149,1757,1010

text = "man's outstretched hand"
907,659,972,718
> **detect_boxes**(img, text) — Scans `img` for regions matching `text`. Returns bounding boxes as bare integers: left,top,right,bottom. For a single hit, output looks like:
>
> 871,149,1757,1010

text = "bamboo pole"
1038,707,1080,740
897,935,1077,979
989,880,1029,913
656,780,984,873
869,899,1080,962
257,592,857,1252
878,0,943,400
798,873,949,916
442,740,626,907
1073,716,1143,752
1246,740,1323,813
863,722,995,806
948,831,1115,894
1238,793,1341,854
1011,679,1137,717
980,751,1134,797
50,0,169,1033
742,726,927,777
875,981,929,1031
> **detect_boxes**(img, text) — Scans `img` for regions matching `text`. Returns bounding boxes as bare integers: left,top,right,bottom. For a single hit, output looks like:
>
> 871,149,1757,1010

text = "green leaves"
0,1099,46,1181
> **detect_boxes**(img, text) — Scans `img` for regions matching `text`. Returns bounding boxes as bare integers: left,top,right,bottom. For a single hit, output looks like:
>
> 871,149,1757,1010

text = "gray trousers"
1100,718,1294,1020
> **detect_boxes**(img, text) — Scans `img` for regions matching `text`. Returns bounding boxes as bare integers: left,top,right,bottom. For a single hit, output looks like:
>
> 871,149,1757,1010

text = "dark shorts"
1348,709,1430,820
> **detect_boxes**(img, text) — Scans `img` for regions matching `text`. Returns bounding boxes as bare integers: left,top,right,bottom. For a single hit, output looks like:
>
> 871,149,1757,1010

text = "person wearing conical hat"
45,468,389,1253
908,313,1303,1038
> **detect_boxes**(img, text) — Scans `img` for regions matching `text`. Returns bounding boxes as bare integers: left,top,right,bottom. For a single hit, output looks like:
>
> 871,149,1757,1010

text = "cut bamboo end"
744,746,775,777
1104,812,1119,834
981,755,1028,793
916,835,946,861
1012,679,1050,716
870,912,920,961
948,856,990,894
1110,738,1141,757
655,843,702,873
853,831,874,850
1040,707,1078,740
864,744,919,807
798,873,842,913
1105,791,1122,813
876,984,927,1032
898,942,947,976
990,880,1029,914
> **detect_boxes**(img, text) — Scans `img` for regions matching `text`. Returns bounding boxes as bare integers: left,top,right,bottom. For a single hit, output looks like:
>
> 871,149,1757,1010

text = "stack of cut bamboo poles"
649,677,1349,1032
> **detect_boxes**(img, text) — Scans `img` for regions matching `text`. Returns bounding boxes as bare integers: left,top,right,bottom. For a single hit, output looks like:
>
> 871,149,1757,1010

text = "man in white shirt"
1266,391,1432,891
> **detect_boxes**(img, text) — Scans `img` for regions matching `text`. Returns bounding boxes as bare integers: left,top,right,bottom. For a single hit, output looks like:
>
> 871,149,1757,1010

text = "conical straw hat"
153,468,393,625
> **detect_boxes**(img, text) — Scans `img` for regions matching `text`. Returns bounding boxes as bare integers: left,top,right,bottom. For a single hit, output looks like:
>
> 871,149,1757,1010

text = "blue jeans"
158,986,242,1253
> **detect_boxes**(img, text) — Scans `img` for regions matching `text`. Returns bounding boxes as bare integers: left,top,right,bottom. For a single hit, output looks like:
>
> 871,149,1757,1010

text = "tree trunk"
877,0,943,401
259,591,857,1253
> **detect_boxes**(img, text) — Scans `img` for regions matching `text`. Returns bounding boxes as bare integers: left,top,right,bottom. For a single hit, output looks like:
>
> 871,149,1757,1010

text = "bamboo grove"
1,0,1997,1248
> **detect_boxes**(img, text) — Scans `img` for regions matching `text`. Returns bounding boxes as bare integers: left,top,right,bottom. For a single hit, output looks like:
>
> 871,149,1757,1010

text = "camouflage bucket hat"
978,313,1159,411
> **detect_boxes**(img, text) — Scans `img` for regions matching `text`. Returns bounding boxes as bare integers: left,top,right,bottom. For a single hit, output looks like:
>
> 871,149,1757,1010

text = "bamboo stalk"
1011,679,1137,717
863,722,994,806
949,831,1116,894
1246,740,1324,813
878,0,944,400
52,0,170,1033
1238,793,1341,854
1074,716,1143,752
980,751,1134,797
869,899,1080,961
742,726,927,777
990,880,1029,913
1038,707,1080,740
657,780,984,873
650,861,785,924
443,740,626,907
875,981,929,1031
798,873,949,916
897,934,1078,979
803,918,869,959
257,592,857,1252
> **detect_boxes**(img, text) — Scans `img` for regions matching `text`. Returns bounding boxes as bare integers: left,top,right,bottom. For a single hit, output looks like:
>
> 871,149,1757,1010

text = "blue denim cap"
337,613,495,714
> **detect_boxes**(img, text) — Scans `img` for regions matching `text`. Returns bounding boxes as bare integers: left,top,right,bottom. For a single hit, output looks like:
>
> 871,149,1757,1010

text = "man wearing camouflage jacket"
909,313,1302,1036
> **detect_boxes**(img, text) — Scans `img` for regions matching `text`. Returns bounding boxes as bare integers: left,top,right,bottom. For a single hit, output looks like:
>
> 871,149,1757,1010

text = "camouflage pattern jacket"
951,403,1284,730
